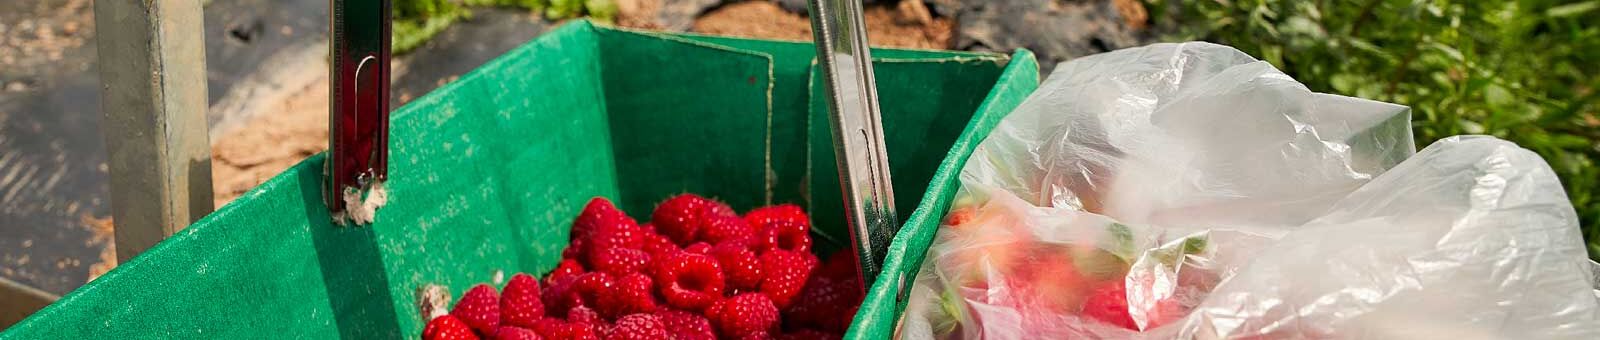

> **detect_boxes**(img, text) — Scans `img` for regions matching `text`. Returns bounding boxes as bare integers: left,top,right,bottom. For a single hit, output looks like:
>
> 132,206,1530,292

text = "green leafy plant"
392,0,617,54
393,0,468,54
1146,0,1600,258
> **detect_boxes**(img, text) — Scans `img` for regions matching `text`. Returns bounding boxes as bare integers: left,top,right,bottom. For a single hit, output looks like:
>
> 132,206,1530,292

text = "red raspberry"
785,274,861,333
597,273,658,318
1080,282,1136,330
652,252,725,311
652,194,710,244
545,259,585,287
573,197,625,241
565,273,615,311
567,305,609,339
755,220,811,254
562,238,587,262
655,310,716,340
491,326,542,340
711,240,763,292
733,332,771,340
423,315,479,340
567,305,605,326
642,235,678,257
452,284,502,334
743,204,809,231
641,233,678,257
776,329,839,340
542,275,577,312
819,251,859,281
588,216,645,255
707,293,779,338
758,249,816,308
639,222,656,234
684,242,712,255
699,214,754,245
604,314,667,340
500,273,545,329
590,248,652,276
532,318,599,340
830,306,859,335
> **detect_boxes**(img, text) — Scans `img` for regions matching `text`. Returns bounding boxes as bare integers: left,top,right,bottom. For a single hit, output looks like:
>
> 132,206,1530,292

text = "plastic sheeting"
902,42,1600,339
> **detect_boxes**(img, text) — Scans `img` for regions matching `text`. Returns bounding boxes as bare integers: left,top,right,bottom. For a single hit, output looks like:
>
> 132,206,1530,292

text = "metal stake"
327,0,393,225
93,0,214,262
807,0,898,291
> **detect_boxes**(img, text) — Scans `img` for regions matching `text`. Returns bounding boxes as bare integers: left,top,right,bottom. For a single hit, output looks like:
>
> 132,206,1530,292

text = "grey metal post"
93,0,214,262
808,0,898,290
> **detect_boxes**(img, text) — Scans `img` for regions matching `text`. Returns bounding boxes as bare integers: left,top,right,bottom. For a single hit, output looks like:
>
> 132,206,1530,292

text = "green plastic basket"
1,21,1037,339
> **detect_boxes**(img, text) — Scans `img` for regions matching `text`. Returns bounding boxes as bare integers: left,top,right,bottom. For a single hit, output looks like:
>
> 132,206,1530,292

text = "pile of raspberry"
422,194,864,340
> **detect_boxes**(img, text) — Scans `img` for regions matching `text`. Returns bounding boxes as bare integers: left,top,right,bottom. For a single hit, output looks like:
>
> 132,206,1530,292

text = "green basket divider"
1,20,1037,339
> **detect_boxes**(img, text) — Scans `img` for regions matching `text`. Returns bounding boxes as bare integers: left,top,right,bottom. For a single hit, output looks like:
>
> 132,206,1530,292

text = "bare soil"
691,1,953,50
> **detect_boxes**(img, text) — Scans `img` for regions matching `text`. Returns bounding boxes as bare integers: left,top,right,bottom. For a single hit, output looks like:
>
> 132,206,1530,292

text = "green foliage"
547,0,586,20
1147,0,1600,258
586,0,620,23
392,0,467,54
392,0,614,54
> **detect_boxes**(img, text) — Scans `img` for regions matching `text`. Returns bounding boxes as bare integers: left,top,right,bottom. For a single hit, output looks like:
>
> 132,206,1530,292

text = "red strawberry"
591,248,652,276
653,252,726,311
743,204,808,231
776,329,839,340
453,284,502,334
604,314,667,340
573,198,625,241
545,259,585,287
491,326,543,340
699,214,754,245
564,273,615,311
641,233,678,258
684,242,712,255
424,315,480,340
707,293,779,338
758,249,816,308
755,220,811,254
711,240,764,292
655,310,716,340
941,206,978,228
500,273,545,329
652,194,710,244
1080,282,1136,330
597,273,658,318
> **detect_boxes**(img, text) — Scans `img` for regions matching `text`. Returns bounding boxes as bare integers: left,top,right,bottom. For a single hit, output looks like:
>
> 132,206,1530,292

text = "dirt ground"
692,1,952,49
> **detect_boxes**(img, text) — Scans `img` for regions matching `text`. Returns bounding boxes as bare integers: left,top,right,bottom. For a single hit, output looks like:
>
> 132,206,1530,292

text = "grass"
1146,0,1600,259
391,0,618,54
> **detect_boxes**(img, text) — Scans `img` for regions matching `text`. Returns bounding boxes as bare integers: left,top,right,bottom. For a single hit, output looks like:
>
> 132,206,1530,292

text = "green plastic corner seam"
844,49,1039,340
593,28,783,206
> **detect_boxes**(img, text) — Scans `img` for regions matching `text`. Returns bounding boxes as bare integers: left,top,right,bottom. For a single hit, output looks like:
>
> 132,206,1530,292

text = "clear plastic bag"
901,42,1600,339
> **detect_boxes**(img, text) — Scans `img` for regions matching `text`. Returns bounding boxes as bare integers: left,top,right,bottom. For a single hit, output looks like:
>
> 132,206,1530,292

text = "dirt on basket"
691,1,953,50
